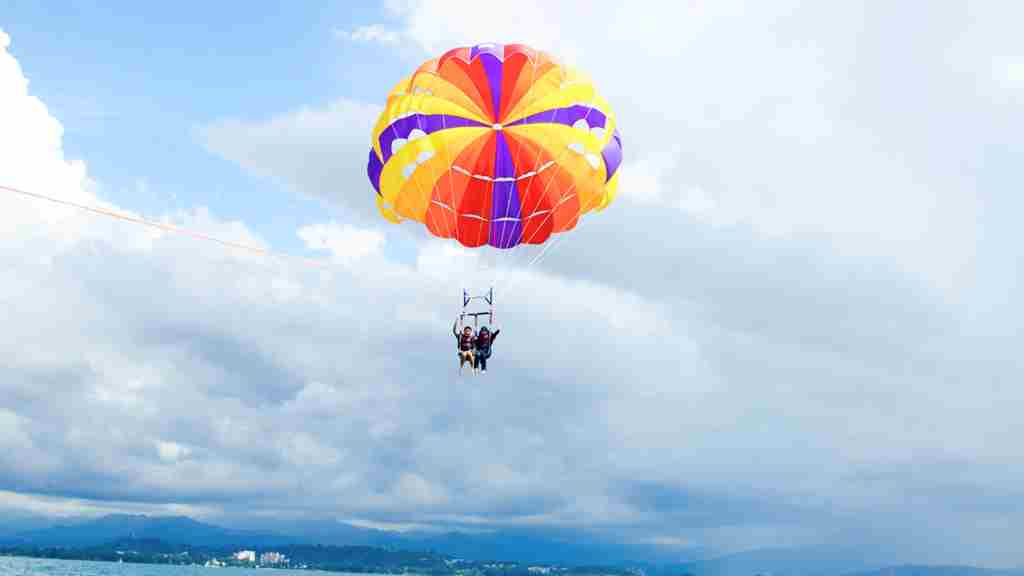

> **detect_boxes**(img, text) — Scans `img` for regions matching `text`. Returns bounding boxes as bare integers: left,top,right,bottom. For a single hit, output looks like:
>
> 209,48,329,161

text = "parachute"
366,43,623,250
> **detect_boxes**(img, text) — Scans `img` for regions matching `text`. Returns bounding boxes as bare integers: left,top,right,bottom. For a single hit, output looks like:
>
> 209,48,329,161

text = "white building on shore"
233,550,256,562
260,552,287,565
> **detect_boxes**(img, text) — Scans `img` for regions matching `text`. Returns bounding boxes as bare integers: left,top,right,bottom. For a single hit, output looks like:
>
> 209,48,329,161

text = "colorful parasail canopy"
367,43,622,249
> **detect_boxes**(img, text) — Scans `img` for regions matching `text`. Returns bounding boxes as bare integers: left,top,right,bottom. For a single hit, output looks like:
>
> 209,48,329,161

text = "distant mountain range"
244,517,692,566
0,513,668,565
675,550,1024,576
0,514,679,567
0,514,298,550
677,546,875,576
2,513,1022,576
845,567,1024,576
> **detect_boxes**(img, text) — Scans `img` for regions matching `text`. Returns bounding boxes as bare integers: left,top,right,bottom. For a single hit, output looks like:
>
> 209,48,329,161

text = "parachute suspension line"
413,100,468,289
420,92,456,247
490,52,546,290
494,72,567,280
495,173,609,298
515,90,601,253
488,65,561,288
365,44,620,307
390,98,447,264
442,108,475,297
495,50,541,255
528,184,605,271
433,93,472,299
438,102,460,245
392,93,477,298
491,88,604,293
0,183,329,269
501,87,602,277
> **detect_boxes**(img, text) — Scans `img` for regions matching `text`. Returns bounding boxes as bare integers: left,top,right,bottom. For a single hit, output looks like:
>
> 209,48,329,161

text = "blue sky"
2,0,1024,568
3,1,404,253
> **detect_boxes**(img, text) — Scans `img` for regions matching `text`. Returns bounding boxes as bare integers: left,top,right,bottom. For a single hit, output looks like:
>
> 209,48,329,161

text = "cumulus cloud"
196,98,382,221
3,5,1024,567
1,22,674,543
335,25,404,47
376,0,993,295
298,221,385,265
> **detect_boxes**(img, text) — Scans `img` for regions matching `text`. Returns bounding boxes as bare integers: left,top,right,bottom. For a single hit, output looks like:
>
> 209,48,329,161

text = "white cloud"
617,155,736,229
999,59,1024,89
156,441,192,464
2,23,682,533
0,29,98,247
394,472,449,507
298,221,385,265
0,410,32,454
197,98,382,220
336,25,404,47
0,490,217,521
617,159,662,206
4,14,1024,565
375,0,988,296
642,534,698,550
341,516,444,533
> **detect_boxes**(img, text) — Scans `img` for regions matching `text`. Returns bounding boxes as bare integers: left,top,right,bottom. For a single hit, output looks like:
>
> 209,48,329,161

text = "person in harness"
453,321,476,374
473,325,500,373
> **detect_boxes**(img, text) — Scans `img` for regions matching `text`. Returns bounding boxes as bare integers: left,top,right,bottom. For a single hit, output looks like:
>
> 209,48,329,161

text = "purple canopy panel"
488,131,523,249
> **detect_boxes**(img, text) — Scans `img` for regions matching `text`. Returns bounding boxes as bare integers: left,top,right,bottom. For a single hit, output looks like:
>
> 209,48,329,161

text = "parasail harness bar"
460,288,495,328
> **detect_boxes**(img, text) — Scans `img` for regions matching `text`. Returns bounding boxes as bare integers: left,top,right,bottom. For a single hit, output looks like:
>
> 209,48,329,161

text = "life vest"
459,332,475,351
476,332,491,350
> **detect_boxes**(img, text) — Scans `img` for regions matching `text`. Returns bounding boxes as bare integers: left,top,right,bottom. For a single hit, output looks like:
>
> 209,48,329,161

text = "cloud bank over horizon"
2,1,1024,566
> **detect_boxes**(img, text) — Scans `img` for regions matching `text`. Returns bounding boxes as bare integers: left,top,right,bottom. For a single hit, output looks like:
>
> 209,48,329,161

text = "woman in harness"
473,325,500,373
453,321,476,374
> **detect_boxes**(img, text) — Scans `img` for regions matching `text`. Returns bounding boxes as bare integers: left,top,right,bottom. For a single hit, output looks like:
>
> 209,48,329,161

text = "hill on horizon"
5,513,1024,576
0,512,681,566
0,513,297,550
